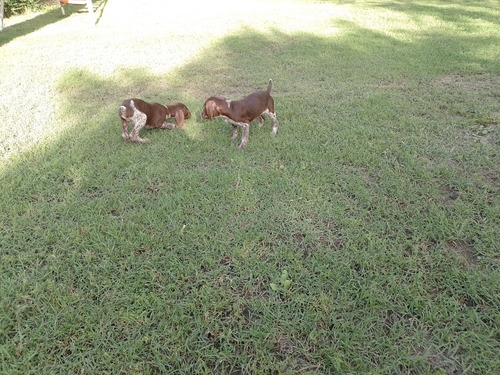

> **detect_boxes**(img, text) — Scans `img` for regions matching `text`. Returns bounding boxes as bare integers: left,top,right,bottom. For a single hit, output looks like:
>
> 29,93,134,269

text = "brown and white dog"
201,79,278,149
119,99,191,143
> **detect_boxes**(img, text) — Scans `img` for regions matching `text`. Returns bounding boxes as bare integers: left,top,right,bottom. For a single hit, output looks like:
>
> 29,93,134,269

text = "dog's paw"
161,122,176,130
132,137,150,143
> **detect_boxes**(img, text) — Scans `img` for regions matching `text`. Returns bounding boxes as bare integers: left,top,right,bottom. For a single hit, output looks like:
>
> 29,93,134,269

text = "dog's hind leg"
258,115,265,128
266,111,278,136
129,111,149,143
231,124,238,141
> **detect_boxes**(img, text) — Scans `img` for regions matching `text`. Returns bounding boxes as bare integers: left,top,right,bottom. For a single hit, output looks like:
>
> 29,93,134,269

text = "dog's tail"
267,79,273,94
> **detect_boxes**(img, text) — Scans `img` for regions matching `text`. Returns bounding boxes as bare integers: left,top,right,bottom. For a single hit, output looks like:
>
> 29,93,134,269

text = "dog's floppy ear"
205,99,219,120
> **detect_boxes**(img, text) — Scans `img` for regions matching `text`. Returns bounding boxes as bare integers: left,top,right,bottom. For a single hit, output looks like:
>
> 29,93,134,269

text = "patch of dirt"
276,336,295,355
414,345,463,375
435,74,499,137
439,184,460,206
477,129,500,146
427,348,463,375
445,239,478,267
434,73,500,94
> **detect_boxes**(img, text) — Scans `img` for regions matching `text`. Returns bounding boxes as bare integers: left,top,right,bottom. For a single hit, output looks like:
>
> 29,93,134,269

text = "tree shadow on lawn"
0,8,63,46
372,0,500,26
1,13,498,374
0,0,108,46
2,11,497,266
11,14,492,181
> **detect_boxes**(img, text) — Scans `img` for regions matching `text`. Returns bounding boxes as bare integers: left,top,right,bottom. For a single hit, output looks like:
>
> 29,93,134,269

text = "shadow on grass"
0,0,108,46
373,0,500,26
1,2,497,266
2,3,497,247
1,3,499,373
31,16,495,168
0,8,63,46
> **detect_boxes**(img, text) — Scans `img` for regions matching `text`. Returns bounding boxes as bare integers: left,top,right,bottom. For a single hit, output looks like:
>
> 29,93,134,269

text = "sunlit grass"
4,0,497,160
1,0,353,160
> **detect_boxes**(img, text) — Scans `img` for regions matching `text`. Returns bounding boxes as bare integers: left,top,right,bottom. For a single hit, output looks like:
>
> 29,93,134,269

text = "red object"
60,0,88,4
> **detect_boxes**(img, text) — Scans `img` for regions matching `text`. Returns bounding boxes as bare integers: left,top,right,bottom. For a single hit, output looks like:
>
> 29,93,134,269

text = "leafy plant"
4,0,42,17
270,269,292,293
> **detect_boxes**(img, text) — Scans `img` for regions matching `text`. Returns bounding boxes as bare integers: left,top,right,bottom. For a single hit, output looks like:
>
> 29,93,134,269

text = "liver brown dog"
201,79,278,149
119,99,191,143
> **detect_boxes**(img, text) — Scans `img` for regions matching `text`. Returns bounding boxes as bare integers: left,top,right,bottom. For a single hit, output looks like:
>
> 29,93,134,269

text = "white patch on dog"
121,100,149,142
262,109,278,135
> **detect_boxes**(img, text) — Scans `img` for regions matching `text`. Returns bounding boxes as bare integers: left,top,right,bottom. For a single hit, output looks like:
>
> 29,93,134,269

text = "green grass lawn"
1,0,499,373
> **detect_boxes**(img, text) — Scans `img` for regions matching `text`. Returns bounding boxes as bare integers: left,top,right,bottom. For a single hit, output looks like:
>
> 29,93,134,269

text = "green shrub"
4,0,43,17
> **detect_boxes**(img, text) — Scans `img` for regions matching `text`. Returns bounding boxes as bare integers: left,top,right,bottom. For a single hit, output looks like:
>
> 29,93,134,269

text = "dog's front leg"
239,123,249,149
231,124,238,141
121,119,130,142
225,119,248,148
224,119,238,141
159,121,176,130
